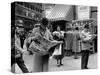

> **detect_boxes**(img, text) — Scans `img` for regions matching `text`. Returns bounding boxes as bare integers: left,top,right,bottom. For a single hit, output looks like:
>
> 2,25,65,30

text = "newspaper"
28,35,61,56
82,32,96,43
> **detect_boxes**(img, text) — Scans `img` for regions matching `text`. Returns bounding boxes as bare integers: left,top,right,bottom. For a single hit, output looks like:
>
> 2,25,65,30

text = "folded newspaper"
28,35,62,56
82,34,97,43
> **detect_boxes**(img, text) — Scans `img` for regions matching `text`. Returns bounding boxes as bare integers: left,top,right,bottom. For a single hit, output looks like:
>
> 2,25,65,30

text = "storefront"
72,6,97,53
72,18,97,53
72,19,97,33
12,2,43,31
46,5,74,32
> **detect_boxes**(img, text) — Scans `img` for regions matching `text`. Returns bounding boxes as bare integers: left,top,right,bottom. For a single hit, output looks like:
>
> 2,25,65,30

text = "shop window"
32,6,35,10
35,7,38,12
30,5,32,10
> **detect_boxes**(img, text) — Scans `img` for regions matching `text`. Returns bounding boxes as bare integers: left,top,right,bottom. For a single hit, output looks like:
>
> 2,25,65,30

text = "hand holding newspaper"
88,34,97,42
28,34,62,56
82,33,97,43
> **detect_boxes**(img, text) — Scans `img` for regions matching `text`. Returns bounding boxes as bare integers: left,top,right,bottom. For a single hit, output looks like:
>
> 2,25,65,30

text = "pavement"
12,52,97,74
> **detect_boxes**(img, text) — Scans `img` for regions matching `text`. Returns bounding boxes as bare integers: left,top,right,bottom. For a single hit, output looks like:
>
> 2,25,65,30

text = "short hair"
75,27,79,30
41,18,48,26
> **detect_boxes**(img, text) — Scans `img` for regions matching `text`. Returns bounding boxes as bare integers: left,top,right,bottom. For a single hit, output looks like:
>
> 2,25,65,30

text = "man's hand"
15,54,21,58
21,49,27,54
58,41,63,44
17,49,26,54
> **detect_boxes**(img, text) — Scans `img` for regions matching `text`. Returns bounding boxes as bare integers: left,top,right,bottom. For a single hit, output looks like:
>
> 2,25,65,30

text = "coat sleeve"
23,39,28,51
48,29,54,41
15,35,23,52
28,28,41,42
80,32,91,43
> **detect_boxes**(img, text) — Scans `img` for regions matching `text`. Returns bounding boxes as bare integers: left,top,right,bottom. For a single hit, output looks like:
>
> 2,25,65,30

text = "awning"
46,5,73,21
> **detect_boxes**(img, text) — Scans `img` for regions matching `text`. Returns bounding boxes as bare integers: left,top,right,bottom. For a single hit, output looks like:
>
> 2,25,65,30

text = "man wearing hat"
80,25,96,69
11,19,29,73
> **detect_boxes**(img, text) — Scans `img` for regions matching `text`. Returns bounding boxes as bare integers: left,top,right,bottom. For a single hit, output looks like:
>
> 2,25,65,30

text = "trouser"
33,54,49,72
65,50,72,56
81,50,89,69
94,38,97,53
11,55,29,73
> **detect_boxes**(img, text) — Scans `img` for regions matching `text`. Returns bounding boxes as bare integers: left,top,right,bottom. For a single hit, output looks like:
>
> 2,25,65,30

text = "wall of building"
13,2,44,30
91,7,97,21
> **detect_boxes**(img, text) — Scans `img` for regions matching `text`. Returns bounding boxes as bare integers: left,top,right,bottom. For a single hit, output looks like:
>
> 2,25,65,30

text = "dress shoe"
57,64,61,67
85,67,89,69
60,64,63,66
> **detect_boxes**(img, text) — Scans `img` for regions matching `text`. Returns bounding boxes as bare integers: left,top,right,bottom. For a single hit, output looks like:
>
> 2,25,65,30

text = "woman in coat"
72,27,81,59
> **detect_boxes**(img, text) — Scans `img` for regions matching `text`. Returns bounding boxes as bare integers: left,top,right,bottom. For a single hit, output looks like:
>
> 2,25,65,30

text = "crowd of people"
11,17,97,73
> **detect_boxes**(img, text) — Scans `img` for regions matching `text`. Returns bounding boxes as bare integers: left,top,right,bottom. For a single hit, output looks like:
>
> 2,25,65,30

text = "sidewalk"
14,52,97,73
49,56,81,71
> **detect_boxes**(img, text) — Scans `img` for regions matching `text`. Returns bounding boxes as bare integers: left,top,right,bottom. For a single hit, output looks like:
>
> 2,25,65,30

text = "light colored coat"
64,31,74,50
80,30,92,51
72,31,81,52
15,34,26,52
15,34,27,58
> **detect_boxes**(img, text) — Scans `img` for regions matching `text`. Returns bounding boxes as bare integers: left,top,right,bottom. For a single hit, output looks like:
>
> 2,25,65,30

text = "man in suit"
11,20,29,73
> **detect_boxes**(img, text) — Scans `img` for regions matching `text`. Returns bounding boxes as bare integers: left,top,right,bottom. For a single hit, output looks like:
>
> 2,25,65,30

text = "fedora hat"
15,19,24,28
